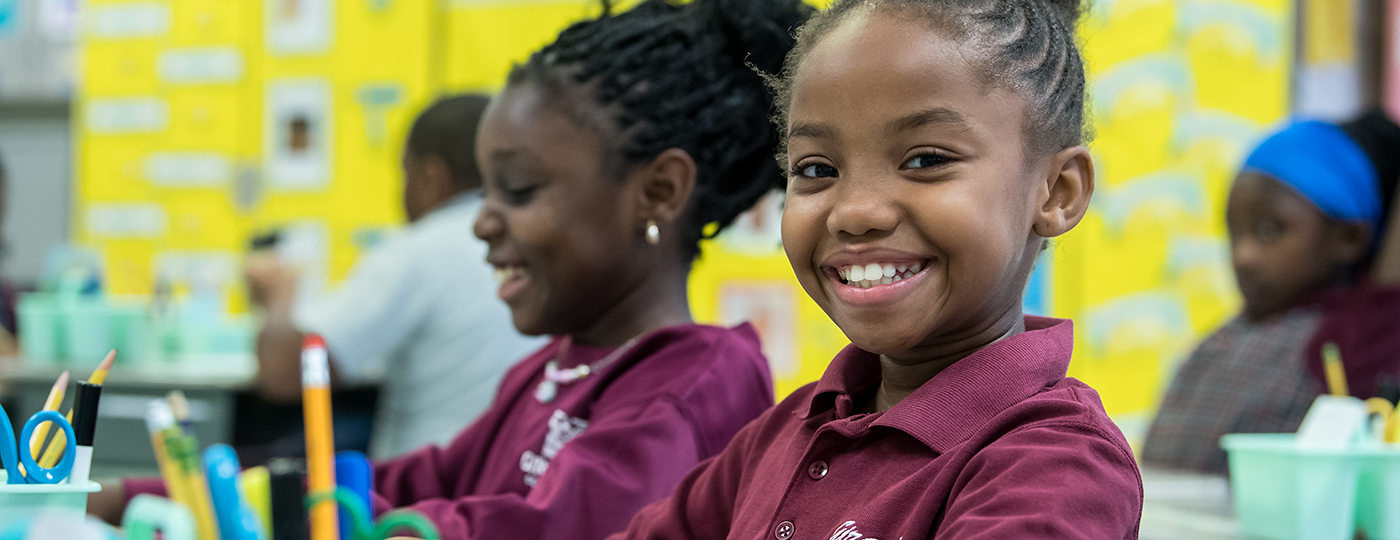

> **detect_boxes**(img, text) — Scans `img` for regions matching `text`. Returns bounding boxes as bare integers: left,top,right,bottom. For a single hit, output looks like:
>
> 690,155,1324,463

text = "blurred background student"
245,94,543,459
1143,110,1400,474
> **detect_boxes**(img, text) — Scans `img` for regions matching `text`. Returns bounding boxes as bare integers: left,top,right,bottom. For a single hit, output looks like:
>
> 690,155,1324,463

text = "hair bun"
691,0,813,74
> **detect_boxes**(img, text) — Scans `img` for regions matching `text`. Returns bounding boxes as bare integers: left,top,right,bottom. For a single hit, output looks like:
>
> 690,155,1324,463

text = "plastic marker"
302,334,339,540
169,390,195,435
206,444,269,540
39,350,116,468
67,381,103,485
146,401,192,518
268,458,308,540
241,466,272,537
334,452,372,540
1322,342,1350,396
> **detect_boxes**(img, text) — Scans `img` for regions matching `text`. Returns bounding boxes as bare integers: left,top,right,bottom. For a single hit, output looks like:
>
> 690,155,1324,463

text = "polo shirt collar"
800,316,1074,453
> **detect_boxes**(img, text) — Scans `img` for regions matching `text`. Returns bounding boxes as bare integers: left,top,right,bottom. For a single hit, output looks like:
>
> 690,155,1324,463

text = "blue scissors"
0,403,75,484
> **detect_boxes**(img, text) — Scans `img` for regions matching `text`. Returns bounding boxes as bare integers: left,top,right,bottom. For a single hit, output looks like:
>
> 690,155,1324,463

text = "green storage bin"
1356,445,1400,540
17,294,64,363
61,298,113,362
1221,433,1359,540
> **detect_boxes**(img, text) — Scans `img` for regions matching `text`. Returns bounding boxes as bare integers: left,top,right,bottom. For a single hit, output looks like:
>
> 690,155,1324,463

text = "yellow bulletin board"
74,0,1296,428
76,0,441,313
1058,0,1294,442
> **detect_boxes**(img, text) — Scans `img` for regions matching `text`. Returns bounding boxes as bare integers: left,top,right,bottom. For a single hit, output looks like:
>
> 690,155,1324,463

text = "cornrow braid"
769,0,1089,162
509,0,814,260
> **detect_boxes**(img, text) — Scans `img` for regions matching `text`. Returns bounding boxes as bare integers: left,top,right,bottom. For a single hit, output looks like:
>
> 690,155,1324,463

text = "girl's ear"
1328,221,1372,266
1033,146,1095,238
633,148,698,227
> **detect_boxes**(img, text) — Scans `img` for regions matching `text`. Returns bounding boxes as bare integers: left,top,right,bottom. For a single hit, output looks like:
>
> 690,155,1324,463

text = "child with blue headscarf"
1143,110,1400,474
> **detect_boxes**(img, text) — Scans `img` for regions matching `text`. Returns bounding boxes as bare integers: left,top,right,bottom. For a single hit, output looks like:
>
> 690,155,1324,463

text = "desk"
1140,467,1247,539
0,355,256,477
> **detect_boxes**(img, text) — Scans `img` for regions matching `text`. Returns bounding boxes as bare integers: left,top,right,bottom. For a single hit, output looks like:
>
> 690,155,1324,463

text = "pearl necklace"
534,335,642,403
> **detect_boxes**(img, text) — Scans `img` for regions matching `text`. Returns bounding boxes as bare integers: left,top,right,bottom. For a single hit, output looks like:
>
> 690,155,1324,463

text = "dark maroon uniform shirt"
1306,282,1400,400
611,317,1143,540
128,323,773,540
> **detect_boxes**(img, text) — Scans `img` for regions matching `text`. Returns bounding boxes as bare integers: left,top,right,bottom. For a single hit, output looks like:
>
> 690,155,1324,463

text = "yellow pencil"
165,430,219,540
1322,342,1350,397
27,370,69,459
302,334,338,540
39,350,116,467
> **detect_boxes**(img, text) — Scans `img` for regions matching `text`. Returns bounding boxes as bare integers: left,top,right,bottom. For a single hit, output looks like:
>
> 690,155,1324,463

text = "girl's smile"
822,248,935,306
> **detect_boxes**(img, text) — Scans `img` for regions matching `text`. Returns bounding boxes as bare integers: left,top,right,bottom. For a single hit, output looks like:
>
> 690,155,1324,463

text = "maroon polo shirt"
611,316,1143,540
126,323,773,540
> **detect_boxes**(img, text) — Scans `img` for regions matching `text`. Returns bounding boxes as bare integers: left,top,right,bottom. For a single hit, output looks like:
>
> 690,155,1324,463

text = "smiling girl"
100,0,812,538
612,0,1142,538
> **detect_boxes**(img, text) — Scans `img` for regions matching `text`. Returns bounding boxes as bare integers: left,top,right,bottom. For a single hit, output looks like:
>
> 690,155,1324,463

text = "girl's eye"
1256,220,1284,242
502,185,538,206
903,153,952,169
792,162,838,179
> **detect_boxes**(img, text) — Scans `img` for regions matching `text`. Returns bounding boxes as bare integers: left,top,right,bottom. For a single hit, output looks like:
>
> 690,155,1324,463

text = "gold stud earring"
646,220,660,245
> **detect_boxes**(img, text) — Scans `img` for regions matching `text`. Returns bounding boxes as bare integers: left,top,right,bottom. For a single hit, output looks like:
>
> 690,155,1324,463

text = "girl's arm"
938,421,1142,539
371,397,723,540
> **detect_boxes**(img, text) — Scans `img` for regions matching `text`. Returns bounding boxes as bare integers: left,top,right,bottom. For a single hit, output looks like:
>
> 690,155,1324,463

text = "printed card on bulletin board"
264,79,332,191
719,282,798,381
265,0,332,55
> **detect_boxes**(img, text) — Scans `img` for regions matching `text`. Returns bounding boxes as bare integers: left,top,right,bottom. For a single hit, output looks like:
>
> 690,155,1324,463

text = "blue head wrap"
1242,120,1382,237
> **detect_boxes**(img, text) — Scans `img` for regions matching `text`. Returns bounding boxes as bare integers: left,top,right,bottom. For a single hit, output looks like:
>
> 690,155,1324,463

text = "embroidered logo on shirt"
829,521,882,540
519,409,589,487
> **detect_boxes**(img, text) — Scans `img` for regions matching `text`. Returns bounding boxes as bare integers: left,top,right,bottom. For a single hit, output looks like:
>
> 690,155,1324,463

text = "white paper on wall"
157,47,244,85
87,203,167,238
145,152,234,187
264,79,332,191
265,0,332,55
86,1,169,39
87,97,169,134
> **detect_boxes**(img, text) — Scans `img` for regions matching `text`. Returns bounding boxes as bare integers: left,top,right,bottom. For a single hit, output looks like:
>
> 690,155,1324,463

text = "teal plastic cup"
0,471,102,531
1221,433,1360,540
17,294,64,364
61,299,113,363
1355,445,1400,540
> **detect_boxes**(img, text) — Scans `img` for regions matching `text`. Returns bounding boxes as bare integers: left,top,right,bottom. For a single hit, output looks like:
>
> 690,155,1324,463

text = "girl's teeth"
838,261,930,288
863,263,881,280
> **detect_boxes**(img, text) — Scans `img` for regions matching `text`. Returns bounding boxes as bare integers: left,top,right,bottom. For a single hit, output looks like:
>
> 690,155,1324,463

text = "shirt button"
807,460,829,480
775,521,795,540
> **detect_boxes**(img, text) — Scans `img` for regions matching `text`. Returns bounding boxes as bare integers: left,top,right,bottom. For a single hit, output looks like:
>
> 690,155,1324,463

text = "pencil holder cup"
1221,433,1360,540
0,471,102,532
62,298,114,362
1355,445,1400,540
17,294,64,364
0,513,121,540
